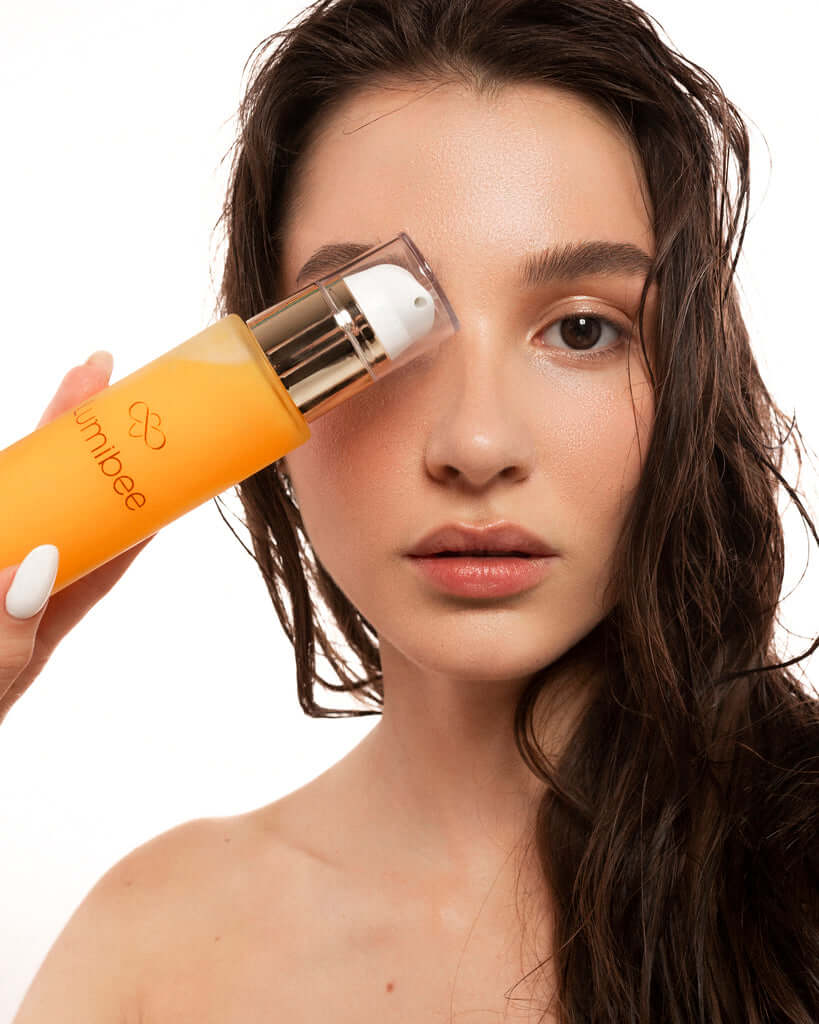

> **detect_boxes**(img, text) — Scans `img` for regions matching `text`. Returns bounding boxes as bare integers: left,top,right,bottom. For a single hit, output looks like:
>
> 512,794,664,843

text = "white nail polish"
5,545,60,620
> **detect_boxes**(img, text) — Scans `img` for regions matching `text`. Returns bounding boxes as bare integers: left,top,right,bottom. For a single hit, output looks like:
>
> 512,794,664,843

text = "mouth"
416,551,536,558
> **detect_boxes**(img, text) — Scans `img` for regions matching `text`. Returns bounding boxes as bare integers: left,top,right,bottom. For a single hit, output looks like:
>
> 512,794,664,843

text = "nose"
422,319,537,491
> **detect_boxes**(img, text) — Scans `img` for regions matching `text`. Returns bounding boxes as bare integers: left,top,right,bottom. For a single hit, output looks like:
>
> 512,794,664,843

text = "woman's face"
278,81,657,690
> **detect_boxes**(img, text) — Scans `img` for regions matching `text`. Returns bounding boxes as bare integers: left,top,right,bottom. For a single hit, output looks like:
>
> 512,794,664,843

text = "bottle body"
0,314,310,594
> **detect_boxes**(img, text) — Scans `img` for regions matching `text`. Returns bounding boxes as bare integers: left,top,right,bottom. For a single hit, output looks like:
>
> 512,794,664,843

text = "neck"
337,635,600,894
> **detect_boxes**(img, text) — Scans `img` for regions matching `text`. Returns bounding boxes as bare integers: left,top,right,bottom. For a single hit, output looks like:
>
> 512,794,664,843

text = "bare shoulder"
119,806,304,957
12,809,300,1024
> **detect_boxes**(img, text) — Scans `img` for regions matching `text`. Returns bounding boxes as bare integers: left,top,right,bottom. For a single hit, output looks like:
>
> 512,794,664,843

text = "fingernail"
5,545,60,620
85,350,113,375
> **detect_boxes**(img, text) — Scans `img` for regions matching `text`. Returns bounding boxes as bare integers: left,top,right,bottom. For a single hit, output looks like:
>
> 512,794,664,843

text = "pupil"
561,315,601,350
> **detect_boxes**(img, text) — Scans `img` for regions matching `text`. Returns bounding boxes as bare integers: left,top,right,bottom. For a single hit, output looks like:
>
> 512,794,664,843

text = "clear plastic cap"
316,232,460,375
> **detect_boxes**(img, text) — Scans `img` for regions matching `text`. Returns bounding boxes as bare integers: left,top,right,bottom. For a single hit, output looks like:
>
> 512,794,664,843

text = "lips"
407,545,555,597
426,551,533,557
406,521,557,558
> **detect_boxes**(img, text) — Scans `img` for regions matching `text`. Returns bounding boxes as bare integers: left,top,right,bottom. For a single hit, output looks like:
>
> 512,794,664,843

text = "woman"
9,0,818,1020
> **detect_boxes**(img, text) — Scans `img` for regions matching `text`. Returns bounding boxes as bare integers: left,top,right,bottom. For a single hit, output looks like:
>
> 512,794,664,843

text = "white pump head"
341,264,436,361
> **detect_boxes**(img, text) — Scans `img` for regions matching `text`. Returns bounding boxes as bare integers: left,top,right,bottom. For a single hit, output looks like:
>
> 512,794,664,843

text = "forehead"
281,80,654,286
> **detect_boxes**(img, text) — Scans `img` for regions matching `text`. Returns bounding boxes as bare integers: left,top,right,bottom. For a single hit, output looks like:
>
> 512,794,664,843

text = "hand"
0,353,156,724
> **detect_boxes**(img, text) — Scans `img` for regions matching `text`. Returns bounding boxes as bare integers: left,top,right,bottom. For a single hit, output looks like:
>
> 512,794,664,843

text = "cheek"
550,374,653,544
281,402,394,553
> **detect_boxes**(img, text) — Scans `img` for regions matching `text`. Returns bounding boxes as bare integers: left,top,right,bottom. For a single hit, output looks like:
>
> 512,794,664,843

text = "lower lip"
406,555,555,598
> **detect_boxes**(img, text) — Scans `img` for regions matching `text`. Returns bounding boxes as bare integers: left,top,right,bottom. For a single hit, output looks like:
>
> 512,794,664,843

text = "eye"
534,311,630,362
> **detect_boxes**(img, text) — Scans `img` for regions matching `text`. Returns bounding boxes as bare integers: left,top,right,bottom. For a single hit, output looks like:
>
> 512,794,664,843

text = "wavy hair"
210,1,819,1020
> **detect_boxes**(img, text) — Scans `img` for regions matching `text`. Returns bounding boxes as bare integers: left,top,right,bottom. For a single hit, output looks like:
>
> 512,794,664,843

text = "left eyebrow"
295,238,654,287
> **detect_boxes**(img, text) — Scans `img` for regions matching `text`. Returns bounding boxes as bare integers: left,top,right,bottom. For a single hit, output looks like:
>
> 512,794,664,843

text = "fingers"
36,351,114,429
0,354,117,722
0,546,60,702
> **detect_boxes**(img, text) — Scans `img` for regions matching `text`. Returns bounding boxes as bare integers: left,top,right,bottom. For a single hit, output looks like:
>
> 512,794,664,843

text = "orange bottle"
0,232,459,594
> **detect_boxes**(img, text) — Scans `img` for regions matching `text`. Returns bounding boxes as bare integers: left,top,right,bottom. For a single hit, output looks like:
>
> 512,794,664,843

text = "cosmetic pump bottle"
0,232,459,595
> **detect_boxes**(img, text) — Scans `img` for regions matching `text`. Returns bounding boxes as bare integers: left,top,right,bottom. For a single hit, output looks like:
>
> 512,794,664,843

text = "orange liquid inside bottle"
0,316,310,593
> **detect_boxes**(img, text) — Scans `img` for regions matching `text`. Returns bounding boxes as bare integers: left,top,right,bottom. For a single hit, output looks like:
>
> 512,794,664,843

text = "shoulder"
12,810,298,1024
111,807,306,962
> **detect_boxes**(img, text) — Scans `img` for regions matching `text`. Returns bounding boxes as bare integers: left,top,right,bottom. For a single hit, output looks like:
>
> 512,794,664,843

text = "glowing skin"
273,81,658,910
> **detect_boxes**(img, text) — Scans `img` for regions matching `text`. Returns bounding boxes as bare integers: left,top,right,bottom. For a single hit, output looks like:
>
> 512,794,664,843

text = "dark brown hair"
211,1,819,1019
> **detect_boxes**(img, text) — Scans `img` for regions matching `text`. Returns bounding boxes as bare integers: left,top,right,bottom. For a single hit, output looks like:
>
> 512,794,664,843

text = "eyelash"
534,310,631,363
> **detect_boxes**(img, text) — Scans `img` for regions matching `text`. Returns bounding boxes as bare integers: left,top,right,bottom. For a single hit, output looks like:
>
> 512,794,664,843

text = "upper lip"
406,521,557,557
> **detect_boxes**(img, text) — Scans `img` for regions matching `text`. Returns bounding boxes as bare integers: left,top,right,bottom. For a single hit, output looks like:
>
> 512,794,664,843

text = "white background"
0,1,816,1018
